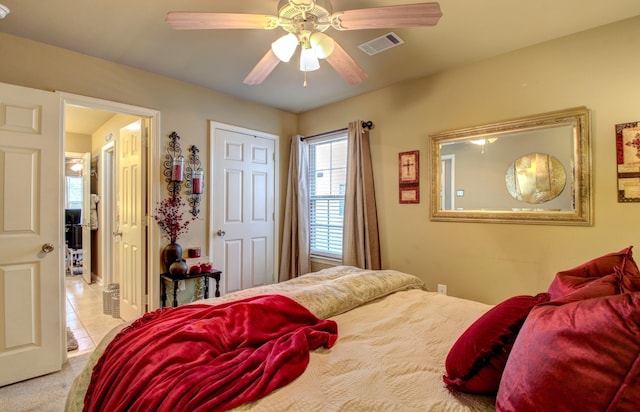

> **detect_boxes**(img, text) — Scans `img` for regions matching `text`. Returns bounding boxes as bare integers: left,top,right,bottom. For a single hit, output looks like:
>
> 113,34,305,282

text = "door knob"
113,231,123,236
216,229,226,237
41,243,55,253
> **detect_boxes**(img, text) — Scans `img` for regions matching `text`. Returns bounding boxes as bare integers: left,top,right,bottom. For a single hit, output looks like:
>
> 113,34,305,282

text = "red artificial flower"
153,196,194,243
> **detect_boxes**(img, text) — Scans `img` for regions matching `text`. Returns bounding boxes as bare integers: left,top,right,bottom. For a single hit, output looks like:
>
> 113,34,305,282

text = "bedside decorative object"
154,195,194,272
169,260,188,276
187,247,201,258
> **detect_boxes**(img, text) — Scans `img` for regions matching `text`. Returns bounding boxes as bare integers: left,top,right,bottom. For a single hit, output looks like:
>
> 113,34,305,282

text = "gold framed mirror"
430,107,592,225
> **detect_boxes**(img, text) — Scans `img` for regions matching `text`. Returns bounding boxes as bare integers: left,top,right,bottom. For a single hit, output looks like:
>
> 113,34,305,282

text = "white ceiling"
2,0,640,114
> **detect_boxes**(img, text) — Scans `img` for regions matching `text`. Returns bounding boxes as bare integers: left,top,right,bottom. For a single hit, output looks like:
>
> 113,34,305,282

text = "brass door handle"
41,243,55,253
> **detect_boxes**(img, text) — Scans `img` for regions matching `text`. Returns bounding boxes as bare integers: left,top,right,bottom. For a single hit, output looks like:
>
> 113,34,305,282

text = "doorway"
62,93,161,355
440,154,456,210
63,108,135,353
64,151,91,284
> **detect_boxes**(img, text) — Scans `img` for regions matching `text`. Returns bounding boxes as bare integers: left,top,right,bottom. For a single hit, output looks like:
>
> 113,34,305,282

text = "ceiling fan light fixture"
0,4,9,19
271,33,299,62
70,161,83,172
167,1,442,86
310,32,335,59
300,47,320,72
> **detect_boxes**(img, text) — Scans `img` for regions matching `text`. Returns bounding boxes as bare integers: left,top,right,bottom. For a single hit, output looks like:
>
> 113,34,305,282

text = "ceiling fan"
166,1,442,86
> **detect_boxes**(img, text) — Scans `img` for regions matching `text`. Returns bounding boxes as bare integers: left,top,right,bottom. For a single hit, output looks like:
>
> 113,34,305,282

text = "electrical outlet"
437,284,447,295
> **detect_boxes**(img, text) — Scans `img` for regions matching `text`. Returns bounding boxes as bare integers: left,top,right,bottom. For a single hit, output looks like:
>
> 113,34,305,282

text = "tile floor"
65,275,125,357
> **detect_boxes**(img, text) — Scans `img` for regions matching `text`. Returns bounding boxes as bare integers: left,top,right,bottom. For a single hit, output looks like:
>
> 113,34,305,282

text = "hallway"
65,276,125,356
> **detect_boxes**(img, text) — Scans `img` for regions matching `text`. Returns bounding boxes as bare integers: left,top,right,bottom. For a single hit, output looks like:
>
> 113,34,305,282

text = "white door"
81,151,91,283
211,123,276,295
0,82,63,386
116,120,146,320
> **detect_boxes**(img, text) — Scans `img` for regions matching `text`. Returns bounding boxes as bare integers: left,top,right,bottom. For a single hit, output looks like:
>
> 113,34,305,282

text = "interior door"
116,119,146,321
81,151,91,283
0,82,63,386
212,124,276,295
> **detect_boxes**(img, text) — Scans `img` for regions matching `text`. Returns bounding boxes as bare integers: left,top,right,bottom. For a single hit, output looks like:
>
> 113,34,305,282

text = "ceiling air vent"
358,32,404,56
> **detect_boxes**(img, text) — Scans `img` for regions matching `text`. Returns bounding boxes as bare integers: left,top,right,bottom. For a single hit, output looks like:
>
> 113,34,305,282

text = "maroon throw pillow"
443,293,550,394
546,271,621,306
621,266,640,292
497,292,640,412
547,246,640,299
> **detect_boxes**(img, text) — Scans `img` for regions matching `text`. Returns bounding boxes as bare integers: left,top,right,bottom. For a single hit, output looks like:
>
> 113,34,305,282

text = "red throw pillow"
443,293,550,394
497,292,640,412
547,246,640,299
546,271,621,306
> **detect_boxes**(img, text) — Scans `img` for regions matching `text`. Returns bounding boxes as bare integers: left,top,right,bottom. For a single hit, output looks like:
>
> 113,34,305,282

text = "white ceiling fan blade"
331,2,442,30
326,42,367,85
243,49,281,85
166,12,279,30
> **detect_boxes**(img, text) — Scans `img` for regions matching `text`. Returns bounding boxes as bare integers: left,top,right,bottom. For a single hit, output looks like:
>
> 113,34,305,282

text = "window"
308,133,348,259
65,176,83,209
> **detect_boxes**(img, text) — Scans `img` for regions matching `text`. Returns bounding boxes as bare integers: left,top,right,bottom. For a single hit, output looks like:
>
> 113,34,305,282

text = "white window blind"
308,134,348,259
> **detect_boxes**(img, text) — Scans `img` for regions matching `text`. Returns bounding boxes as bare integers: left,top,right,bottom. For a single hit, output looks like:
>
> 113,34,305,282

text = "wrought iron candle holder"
186,145,203,217
163,131,184,199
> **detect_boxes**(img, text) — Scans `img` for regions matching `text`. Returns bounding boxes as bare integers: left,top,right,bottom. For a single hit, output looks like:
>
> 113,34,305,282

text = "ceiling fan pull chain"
304,71,308,88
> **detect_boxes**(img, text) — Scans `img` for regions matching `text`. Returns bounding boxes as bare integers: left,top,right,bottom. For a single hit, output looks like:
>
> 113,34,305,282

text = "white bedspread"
234,288,495,411
66,267,495,411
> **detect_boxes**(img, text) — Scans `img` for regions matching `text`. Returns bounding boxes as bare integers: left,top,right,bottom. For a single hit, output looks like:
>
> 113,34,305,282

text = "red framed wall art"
399,150,419,204
615,121,640,202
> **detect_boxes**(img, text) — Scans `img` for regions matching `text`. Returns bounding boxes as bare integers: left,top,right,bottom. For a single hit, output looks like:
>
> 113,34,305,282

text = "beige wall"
299,16,640,304
65,132,92,153
3,16,640,306
0,32,297,302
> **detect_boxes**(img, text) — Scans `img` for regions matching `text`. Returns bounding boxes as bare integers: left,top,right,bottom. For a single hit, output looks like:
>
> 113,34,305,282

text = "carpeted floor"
0,353,90,412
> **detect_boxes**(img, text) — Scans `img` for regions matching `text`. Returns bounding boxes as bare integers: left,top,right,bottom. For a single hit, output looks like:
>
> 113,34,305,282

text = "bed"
65,250,640,411
66,266,495,411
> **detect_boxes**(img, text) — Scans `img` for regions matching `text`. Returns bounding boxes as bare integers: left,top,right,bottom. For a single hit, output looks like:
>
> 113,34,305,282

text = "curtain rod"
300,120,374,141
301,127,346,141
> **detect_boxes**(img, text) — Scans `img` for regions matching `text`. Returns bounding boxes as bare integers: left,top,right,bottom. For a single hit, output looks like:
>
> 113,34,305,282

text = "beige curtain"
279,136,311,281
342,121,381,269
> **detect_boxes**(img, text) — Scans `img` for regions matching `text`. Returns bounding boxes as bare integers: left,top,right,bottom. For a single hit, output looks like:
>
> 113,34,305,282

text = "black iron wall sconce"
186,145,203,217
163,131,184,199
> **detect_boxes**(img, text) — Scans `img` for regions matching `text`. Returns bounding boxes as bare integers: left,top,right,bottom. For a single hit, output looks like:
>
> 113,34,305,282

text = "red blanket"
83,294,338,412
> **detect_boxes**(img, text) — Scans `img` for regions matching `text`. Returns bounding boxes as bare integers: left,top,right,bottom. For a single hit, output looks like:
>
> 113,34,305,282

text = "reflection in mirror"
505,153,566,204
430,107,592,225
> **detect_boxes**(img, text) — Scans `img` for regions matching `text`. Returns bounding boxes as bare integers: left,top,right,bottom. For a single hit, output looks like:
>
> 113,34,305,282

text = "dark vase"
161,242,182,273
169,260,188,276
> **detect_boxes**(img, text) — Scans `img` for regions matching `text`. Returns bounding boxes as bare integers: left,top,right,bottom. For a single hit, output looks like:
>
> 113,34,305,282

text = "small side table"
161,269,222,308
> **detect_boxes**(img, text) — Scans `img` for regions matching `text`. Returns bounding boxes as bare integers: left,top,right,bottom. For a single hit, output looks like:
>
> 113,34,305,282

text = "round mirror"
505,153,566,204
